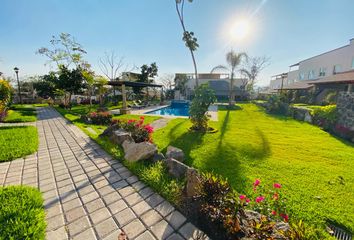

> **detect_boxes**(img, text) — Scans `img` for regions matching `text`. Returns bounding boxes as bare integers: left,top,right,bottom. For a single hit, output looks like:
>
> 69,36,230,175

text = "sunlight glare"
230,19,251,41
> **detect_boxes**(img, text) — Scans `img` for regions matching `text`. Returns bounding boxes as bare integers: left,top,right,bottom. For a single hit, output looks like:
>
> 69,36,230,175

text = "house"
270,38,354,103
174,73,247,101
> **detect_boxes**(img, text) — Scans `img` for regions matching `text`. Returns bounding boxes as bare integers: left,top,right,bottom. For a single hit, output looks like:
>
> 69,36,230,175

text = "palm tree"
211,50,247,106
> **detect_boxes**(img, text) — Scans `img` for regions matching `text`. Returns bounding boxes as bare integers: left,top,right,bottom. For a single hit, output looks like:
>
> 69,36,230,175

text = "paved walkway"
0,107,208,240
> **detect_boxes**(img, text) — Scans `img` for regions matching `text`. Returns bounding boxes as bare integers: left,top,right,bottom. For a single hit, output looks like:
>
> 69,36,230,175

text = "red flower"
253,179,261,187
255,196,265,203
246,198,250,203
239,195,246,200
144,125,154,133
271,210,277,216
280,213,289,222
140,116,145,120
273,183,282,189
127,119,136,124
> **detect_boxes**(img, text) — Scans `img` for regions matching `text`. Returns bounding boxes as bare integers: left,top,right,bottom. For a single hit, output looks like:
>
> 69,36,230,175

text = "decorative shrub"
189,84,216,131
265,94,289,115
195,174,292,239
87,111,112,125
0,79,13,122
311,105,337,131
111,116,154,143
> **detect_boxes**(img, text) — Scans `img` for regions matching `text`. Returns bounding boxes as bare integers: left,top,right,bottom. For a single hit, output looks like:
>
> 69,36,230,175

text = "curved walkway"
0,107,208,240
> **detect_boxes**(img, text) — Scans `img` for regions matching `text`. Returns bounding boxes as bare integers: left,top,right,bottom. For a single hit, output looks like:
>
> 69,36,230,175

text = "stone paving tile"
0,107,207,240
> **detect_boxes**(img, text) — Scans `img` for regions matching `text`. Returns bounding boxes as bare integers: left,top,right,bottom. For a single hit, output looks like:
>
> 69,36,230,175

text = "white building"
270,38,354,96
174,73,247,100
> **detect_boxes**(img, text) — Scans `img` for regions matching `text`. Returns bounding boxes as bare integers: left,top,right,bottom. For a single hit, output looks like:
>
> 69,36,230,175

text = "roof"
274,80,314,90
108,81,162,88
309,70,354,85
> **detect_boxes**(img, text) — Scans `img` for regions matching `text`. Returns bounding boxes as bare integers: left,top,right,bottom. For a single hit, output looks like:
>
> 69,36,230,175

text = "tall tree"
37,33,88,69
240,56,270,92
211,50,248,106
175,0,199,87
133,63,158,95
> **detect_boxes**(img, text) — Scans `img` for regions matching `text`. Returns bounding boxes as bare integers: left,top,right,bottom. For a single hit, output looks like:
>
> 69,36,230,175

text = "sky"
0,0,354,86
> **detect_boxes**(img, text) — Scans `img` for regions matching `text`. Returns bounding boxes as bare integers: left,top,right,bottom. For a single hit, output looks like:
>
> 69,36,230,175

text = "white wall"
297,39,354,81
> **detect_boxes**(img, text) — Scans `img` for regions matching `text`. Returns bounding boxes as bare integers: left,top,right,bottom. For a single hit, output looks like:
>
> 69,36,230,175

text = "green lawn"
3,104,37,122
55,106,183,203
0,186,46,240
0,126,39,162
153,103,354,235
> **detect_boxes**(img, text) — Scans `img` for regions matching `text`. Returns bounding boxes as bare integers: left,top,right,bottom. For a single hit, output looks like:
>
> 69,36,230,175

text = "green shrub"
110,116,154,143
87,111,112,125
0,79,13,122
189,84,216,131
0,186,46,240
311,105,337,131
323,91,337,105
265,94,289,115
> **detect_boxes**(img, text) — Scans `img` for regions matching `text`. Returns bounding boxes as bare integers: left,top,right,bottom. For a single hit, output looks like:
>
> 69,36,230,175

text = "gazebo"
108,81,163,114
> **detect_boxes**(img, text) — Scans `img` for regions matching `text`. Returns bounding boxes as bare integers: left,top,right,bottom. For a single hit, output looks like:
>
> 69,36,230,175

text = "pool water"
146,100,189,117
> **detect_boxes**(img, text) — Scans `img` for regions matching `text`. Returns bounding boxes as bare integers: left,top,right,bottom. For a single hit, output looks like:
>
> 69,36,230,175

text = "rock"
110,129,133,145
165,158,190,178
185,168,201,197
100,124,120,137
124,141,157,162
166,146,184,162
152,153,165,163
304,111,313,123
274,222,290,232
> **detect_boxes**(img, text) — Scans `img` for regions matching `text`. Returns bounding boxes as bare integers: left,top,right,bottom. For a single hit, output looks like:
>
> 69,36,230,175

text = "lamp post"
14,67,22,104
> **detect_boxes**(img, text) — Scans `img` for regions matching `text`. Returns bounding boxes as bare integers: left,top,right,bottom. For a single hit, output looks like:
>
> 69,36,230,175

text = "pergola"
108,81,163,114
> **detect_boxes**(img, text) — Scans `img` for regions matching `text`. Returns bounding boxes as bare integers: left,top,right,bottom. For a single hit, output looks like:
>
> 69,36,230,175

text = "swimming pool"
146,100,189,117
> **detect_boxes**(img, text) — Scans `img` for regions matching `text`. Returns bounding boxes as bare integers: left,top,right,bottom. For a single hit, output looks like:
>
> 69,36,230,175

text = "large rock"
166,146,184,162
124,141,157,162
100,124,120,138
165,158,190,178
110,129,133,145
185,168,201,198
152,153,166,163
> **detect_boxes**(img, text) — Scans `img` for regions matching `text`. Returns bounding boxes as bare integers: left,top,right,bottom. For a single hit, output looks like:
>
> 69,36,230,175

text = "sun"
230,19,251,41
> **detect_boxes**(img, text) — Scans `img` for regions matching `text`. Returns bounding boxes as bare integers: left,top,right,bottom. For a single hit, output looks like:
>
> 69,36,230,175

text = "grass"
3,104,37,122
0,186,46,240
54,105,183,203
0,126,39,162
152,103,354,236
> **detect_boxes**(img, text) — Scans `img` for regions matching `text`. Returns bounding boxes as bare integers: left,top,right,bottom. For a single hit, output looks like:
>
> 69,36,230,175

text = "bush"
111,116,154,142
87,111,112,125
0,186,46,240
0,79,13,122
265,94,289,115
323,91,337,105
311,105,337,131
189,84,216,131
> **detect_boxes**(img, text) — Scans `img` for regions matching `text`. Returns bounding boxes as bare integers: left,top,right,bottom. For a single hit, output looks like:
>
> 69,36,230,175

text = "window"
333,64,342,74
299,72,305,80
352,58,354,69
308,70,316,79
319,67,326,77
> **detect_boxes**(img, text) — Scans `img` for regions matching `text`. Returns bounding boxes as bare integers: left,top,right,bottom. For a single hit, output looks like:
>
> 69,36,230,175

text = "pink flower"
144,125,154,133
271,210,277,216
246,198,250,203
273,183,282,189
255,196,265,203
253,179,260,187
239,195,246,200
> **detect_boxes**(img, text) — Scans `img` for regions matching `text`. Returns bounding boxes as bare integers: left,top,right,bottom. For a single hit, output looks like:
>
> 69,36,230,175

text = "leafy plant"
311,105,337,131
87,111,112,125
111,116,154,143
0,79,13,122
189,84,216,131
266,94,289,115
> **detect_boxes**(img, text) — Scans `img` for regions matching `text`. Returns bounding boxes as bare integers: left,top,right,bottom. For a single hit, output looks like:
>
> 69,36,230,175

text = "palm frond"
211,65,229,73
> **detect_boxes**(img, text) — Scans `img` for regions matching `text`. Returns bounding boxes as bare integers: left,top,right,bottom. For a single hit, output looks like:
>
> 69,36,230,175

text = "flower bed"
85,111,112,125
